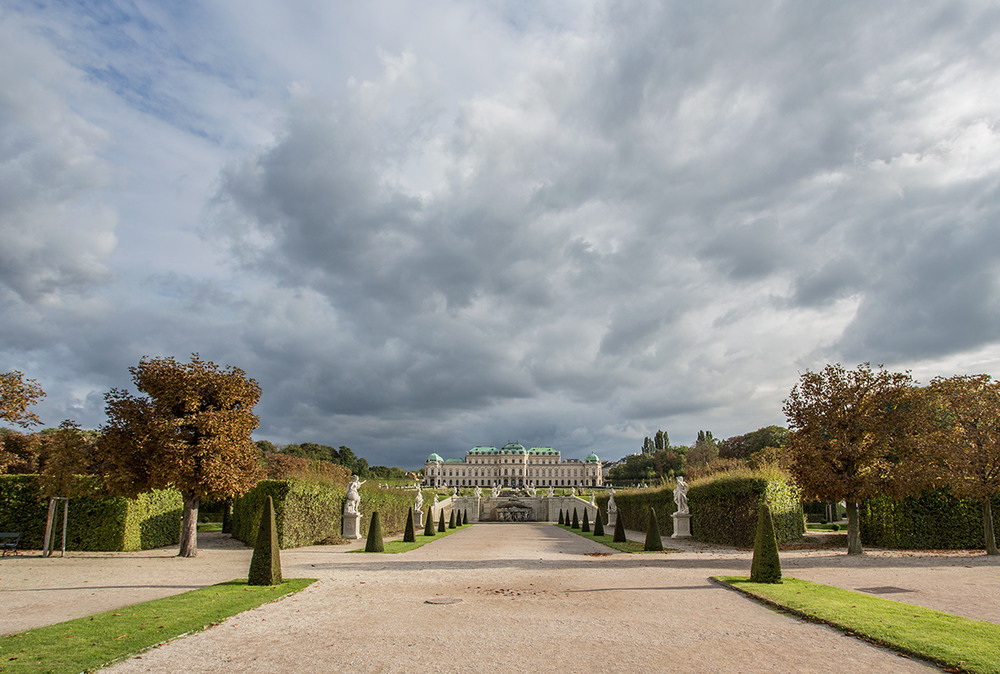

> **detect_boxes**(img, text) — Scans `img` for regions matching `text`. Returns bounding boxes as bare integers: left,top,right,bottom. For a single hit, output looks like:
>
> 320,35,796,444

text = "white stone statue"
491,482,501,498
547,485,555,497
608,488,617,513
527,483,537,497
674,476,689,515
570,487,576,497
453,485,459,497
414,489,424,512
432,493,439,505
345,475,365,514
474,485,482,498
589,493,596,507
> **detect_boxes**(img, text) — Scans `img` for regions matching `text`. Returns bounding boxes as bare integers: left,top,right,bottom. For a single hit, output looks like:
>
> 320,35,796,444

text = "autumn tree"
0,370,45,472
97,354,262,557
928,374,1000,555
783,363,930,555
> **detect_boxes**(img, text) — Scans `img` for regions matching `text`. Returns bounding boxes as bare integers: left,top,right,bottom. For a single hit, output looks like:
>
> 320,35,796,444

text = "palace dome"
501,442,526,454
426,452,443,463
584,453,600,463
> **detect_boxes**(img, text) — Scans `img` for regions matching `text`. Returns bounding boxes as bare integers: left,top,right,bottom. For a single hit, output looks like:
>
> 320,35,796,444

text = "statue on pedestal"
414,488,424,512
608,488,617,513
453,485,459,497
589,493,596,506
547,485,555,497
474,485,482,498
673,476,689,515
345,475,365,515
491,482,501,499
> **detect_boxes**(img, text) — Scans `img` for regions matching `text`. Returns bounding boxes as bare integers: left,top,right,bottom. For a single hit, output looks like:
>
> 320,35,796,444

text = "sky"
3,1,1000,469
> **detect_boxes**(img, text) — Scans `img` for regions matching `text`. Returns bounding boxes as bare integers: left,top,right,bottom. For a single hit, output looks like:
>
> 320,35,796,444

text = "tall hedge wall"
595,485,676,536
687,469,804,547
232,480,418,549
860,490,1000,550
0,475,181,551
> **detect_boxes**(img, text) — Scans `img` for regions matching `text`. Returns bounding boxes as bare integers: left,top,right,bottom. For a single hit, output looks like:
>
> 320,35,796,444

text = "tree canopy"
97,354,262,557
783,362,930,554
0,370,46,428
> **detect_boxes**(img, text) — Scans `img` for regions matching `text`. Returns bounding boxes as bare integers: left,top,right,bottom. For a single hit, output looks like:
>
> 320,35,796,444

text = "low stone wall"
440,495,598,523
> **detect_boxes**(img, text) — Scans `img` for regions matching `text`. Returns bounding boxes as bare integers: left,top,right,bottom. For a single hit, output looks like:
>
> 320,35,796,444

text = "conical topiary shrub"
403,507,416,543
438,509,447,533
423,506,435,536
449,509,456,528
613,513,627,543
463,509,469,525
558,510,564,525
581,509,591,532
571,508,580,529
248,495,281,585
593,511,605,536
644,507,663,551
365,511,385,552
750,502,782,583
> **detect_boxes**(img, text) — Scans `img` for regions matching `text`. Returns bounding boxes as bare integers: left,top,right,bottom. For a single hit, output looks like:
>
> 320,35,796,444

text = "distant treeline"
254,440,411,480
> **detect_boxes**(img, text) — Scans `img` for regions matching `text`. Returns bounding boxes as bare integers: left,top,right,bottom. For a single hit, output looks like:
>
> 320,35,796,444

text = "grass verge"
0,578,315,673
556,523,678,554
715,576,1000,674
350,522,468,553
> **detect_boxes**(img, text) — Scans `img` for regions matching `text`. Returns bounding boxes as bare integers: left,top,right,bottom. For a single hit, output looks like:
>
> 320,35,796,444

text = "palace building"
424,442,603,488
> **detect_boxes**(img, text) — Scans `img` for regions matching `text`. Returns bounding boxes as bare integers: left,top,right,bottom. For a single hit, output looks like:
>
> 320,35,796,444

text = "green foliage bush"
581,509,590,532
438,509,446,532
860,490,1000,550
365,511,385,552
750,503,781,583
423,506,435,536
558,510,564,525
644,507,663,551
571,508,580,529
232,480,416,549
595,485,675,537
613,513,626,542
248,496,282,585
593,512,604,536
448,509,456,528
403,507,415,542
0,475,180,551
687,468,804,547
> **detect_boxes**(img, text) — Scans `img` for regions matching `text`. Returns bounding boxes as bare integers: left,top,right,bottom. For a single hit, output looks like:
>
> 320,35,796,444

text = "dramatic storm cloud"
3,1,999,466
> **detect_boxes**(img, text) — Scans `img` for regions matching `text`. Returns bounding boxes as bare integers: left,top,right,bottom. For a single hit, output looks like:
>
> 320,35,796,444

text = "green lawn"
350,522,469,553
556,523,677,553
196,521,223,532
0,578,315,673
716,576,1000,673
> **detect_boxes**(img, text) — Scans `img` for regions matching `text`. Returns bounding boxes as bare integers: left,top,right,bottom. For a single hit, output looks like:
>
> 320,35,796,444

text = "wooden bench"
0,532,20,556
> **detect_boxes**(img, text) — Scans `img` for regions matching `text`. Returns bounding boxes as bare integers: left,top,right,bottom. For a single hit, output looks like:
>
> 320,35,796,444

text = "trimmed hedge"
232,480,418,549
0,475,181,551
860,490,1000,550
595,486,675,537
687,468,804,547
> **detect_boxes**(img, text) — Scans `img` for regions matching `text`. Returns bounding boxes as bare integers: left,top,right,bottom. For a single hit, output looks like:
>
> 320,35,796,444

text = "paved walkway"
3,524,998,672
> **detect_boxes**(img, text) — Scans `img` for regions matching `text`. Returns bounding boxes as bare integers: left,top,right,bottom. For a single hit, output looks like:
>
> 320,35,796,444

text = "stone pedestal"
607,510,617,527
414,509,425,528
671,512,691,538
343,511,362,540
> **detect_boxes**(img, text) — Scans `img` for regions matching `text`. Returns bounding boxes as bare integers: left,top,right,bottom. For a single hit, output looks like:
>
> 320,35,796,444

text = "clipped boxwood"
860,489,1000,550
232,479,419,549
595,485,675,537
687,468,804,547
0,475,181,551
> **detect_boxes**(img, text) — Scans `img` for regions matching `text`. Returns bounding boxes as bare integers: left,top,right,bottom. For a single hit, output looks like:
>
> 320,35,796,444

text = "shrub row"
860,489,1000,550
687,468,804,547
595,485,676,536
231,480,419,548
0,474,181,551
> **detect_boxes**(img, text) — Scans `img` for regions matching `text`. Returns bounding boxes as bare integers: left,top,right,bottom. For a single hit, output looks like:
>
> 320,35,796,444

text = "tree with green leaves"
928,374,1000,555
97,354,262,557
784,362,930,555
1,371,46,473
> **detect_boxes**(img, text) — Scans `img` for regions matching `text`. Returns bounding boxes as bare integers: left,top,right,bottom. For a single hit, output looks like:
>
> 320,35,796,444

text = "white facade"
424,442,603,488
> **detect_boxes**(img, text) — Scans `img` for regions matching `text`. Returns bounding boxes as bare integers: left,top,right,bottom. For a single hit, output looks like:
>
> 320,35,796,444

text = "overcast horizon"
3,2,1000,469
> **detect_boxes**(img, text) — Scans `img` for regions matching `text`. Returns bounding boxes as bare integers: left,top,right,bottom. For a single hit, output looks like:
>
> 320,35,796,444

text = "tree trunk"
846,501,863,555
178,492,200,557
984,497,999,556
222,498,233,534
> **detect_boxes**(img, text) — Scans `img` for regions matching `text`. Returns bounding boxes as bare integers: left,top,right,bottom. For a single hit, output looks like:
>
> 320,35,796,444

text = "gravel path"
5,524,998,672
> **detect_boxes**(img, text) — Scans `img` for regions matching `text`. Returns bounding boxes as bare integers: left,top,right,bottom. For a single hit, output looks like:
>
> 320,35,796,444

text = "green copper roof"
468,446,498,455
426,452,443,463
528,447,557,455
501,442,526,453
585,452,600,463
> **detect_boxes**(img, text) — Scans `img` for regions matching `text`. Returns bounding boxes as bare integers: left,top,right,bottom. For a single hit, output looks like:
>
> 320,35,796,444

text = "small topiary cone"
248,496,282,585
613,513,627,542
571,508,580,529
558,510,564,525
365,511,385,552
593,512,605,536
463,509,469,525
449,509,456,528
644,507,663,551
423,506,435,536
403,507,416,543
750,502,782,583
438,509,447,532
581,509,591,532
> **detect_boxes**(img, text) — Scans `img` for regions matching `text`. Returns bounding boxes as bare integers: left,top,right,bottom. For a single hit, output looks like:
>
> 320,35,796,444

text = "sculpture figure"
414,488,424,512
432,493,439,505
491,482,501,499
453,485,459,497
345,475,366,514
547,485,555,497
674,476,689,515
589,493,596,506
474,485,482,498
608,488,617,513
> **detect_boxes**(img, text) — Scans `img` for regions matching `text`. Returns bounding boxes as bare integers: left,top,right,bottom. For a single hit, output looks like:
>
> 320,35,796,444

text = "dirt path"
5,525,997,672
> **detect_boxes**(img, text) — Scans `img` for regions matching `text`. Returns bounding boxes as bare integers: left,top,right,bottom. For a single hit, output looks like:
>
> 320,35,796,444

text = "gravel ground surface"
3,524,998,673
